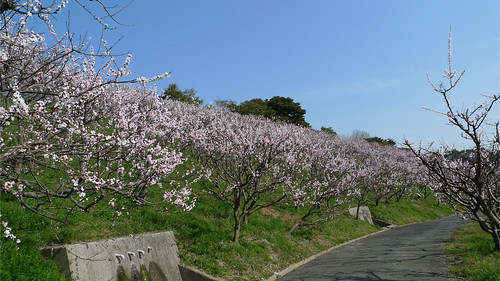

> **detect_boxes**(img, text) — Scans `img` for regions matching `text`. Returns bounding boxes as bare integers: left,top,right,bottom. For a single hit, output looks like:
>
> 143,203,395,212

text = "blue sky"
46,0,499,148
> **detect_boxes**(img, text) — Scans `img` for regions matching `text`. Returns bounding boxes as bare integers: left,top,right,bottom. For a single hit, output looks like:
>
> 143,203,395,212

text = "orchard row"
1,12,430,243
3,3,497,247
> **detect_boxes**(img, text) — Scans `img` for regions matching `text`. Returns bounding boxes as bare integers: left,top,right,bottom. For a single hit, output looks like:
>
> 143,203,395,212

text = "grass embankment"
367,197,454,225
446,222,500,281
1,190,454,281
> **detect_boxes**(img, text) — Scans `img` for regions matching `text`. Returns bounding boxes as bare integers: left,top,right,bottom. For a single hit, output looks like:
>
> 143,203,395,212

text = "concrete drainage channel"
40,231,221,281
41,206,390,281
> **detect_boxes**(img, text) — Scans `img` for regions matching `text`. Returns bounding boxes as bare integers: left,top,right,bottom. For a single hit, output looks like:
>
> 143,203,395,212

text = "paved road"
280,215,468,281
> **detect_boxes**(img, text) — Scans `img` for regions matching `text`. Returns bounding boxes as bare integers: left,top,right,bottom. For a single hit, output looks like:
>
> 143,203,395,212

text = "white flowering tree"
405,32,500,252
0,0,194,228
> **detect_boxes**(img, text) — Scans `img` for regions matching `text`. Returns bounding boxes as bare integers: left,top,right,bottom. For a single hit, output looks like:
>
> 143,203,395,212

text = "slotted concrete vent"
41,232,182,281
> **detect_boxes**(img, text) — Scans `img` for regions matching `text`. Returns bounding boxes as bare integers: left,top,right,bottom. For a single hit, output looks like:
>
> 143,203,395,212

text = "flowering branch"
404,31,500,252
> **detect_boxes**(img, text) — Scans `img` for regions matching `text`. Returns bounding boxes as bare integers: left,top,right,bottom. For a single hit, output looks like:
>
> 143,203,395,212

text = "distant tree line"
163,84,401,143
365,136,396,146
216,96,310,127
160,83,204,106
161,84,310,127
350,129,396,146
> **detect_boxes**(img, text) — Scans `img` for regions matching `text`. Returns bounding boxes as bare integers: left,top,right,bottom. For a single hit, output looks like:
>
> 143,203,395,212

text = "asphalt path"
279,215,468,281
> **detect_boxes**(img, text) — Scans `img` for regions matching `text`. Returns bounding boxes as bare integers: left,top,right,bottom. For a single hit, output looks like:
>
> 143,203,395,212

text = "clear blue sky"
46,0,499,148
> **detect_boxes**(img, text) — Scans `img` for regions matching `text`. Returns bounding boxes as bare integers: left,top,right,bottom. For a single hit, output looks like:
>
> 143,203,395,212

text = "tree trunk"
484,221,500,253
233,211,241,243
289,206,316,235
489,224,500,253
493,231,500,253
356,201,361,220
233,223,240,243
288,220,302,235
475,213,500,253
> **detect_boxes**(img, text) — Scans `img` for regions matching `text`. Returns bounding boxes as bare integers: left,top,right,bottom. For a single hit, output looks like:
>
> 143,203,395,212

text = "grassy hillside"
446,222,500,281
1,185,456,281
367,196,454,225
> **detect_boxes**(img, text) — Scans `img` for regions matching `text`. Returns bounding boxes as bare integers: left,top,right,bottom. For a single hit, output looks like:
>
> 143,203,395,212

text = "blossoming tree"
0,1,193,225
287,131,357,234
405,31,500,252
189,109,307,242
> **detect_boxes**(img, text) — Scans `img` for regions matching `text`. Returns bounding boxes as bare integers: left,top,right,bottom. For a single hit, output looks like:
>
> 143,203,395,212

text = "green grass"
367,196,455,225
446,222,500,281
0,238,69,281
0,194,71,281
0,187,457,280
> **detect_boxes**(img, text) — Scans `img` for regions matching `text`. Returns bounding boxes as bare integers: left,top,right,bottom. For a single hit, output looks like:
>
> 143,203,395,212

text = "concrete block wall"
41,232,183,281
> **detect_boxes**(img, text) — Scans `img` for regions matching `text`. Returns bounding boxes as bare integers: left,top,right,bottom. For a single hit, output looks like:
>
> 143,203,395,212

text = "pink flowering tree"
287,131,357,234
404,31,500,252
346,140,426,219
0,2,194,224
368,143,427,204
386,149,430,203
338,140,382,220
350,163,379,219
187,108,307,242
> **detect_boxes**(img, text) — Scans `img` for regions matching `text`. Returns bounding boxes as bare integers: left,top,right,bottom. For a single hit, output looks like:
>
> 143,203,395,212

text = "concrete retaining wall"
41,232,183,281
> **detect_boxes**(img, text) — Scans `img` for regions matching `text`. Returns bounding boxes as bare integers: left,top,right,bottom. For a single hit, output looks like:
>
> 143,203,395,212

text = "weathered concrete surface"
348,206,374,224
179,265,225,281
278,215,468,281
41,232,182,281
372,218,395,228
